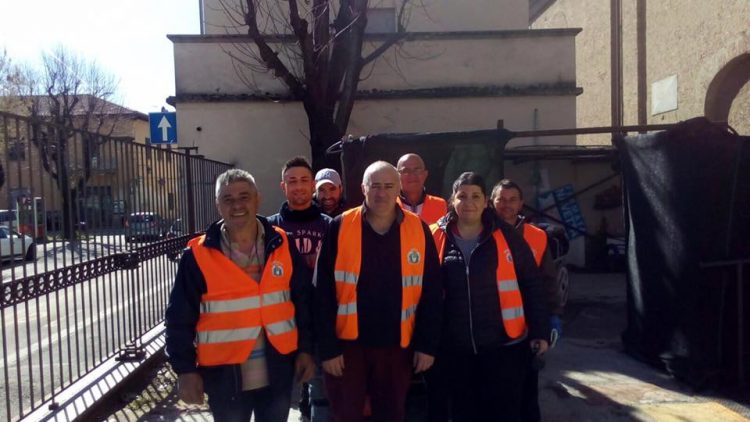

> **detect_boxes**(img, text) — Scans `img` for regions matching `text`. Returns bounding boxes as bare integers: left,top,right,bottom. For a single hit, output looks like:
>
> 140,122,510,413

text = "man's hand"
177,372,204,405
322,355,345,377
295,352,316,383
530,339,549,356
413,352,435,373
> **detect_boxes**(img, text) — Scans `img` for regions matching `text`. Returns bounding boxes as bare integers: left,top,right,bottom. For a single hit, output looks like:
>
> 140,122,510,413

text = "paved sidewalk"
103,273,750,421
539,273,749,421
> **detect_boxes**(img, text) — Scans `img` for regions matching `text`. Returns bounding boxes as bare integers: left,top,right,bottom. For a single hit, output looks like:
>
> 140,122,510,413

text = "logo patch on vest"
504,249,513,263
407,248,421,264
271,261,284,277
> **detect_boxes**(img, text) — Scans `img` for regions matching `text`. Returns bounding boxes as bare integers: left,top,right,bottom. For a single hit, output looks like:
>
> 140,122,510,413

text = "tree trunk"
59,172,76,240
306,104,344,171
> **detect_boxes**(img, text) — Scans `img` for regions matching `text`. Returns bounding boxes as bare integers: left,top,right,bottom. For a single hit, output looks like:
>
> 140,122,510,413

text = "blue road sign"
148,112,177,144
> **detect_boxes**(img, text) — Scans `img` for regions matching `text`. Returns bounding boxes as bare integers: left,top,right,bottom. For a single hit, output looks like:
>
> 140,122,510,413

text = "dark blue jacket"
434,209,549,355
164,216,313,396
268,202,330,271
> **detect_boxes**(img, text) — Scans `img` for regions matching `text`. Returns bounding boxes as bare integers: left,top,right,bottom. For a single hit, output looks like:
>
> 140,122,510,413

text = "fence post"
180,147,198,233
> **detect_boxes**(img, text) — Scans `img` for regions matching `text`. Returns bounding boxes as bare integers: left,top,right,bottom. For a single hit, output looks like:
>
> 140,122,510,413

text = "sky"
0,0,200,114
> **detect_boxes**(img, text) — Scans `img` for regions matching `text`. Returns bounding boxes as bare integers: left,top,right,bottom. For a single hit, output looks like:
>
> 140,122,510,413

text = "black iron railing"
0,111,231,420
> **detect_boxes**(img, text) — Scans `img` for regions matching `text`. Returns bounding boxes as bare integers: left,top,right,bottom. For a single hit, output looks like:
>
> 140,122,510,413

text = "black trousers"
427,342,529,422
521,360,541,422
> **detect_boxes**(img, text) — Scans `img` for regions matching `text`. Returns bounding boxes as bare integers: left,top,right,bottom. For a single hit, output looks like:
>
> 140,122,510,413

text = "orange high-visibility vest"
431,226,527,339
522,223,548,267
334,206,426,348
397,194,447,225
190,227,298,367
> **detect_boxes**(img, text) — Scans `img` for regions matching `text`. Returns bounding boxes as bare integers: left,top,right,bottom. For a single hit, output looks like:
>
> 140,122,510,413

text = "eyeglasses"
397,167,425,176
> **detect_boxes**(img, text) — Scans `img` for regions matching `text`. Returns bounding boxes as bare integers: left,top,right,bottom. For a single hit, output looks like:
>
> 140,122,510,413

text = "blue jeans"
207,386,291,422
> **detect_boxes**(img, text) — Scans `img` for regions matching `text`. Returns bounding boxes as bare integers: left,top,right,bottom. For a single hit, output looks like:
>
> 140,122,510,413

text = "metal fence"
0,111,232,420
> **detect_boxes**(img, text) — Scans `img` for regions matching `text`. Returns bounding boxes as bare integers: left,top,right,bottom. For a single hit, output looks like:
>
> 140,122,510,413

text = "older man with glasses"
396,153,448,225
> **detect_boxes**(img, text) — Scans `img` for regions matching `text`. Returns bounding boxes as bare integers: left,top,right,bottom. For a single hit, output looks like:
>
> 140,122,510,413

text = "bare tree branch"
212,0,425,168
361,0,411,66
243,0,305,98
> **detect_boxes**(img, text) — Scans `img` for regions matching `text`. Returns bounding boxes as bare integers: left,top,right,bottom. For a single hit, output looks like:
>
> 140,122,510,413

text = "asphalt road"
0,235,135,283
0,239,178,421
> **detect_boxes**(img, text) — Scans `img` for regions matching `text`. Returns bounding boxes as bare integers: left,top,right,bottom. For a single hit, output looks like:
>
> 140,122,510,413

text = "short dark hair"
281,156,313,179
452,172,487,197
491,179,524,201
448,172,488,219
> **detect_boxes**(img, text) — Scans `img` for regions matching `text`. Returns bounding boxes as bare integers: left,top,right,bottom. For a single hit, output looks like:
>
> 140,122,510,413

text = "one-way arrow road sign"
149,112,177,144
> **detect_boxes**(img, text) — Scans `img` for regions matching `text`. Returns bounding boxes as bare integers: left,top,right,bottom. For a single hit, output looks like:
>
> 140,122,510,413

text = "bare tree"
0,49,26,189
20,46,122,239
215,0,413,168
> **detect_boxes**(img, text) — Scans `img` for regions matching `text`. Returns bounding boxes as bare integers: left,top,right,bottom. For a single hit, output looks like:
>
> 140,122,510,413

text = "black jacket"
268,202,331,270
314,205,443,361
434,209,549,355
164,217,313,395
515,218,563,316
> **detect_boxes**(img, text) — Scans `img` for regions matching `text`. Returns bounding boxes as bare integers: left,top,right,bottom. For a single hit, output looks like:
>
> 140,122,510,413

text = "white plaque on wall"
651,75,679,115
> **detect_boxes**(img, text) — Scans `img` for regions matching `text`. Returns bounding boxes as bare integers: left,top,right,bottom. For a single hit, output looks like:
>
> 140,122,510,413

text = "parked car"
124,212,169,243
0,225,36,262
0,209,18,230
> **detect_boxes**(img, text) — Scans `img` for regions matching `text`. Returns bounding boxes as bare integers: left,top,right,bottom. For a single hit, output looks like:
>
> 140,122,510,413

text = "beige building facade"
532,0,750,144
0,104,180,233
171,0,583,218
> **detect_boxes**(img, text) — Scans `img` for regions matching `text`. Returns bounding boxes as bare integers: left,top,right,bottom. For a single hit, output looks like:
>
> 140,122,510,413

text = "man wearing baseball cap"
315,168,346,217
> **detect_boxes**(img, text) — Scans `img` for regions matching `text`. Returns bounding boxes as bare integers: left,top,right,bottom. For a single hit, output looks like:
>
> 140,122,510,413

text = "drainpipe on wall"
532,108,542,208
637,0,647,132
610,0,624,131
199,0,205,35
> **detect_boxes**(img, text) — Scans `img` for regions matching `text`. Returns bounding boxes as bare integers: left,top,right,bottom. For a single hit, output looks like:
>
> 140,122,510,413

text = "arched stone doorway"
704,53,750,134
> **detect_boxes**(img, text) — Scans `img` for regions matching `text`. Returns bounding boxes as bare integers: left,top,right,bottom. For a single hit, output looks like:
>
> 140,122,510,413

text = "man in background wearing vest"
314,161,443,422
491,179,563,422
165,169,316,421
396,153,448,225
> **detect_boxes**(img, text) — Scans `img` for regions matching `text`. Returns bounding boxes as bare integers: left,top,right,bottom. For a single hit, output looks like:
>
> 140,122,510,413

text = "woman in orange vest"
426,172,549,422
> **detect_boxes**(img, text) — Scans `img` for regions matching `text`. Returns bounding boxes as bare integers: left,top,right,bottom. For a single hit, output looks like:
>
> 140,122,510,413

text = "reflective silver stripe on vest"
402,275,423,288
496,279,520,292
401,304,417,321
334,271,358,285
337,302,357,316
200,296,261,314
266,318,297,336
502,306,525,320
262,290,291,306
197,326,261,344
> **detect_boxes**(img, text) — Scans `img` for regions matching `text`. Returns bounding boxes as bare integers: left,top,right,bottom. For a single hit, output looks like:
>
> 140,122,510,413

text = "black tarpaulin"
615,117,750,389
339,129,513,206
